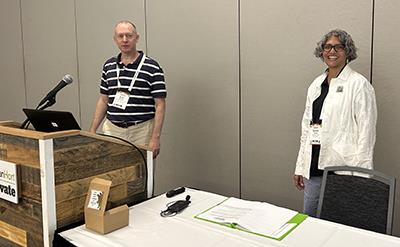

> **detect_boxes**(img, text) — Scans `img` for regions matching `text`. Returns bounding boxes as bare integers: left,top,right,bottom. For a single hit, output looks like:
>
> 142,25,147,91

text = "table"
58,188,400,247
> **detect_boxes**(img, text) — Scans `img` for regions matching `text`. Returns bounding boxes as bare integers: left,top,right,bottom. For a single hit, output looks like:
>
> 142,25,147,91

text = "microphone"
37,74,73,107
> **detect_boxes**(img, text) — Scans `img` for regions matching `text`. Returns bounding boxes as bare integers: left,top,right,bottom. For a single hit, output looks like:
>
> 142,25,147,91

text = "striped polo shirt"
100,51,166,125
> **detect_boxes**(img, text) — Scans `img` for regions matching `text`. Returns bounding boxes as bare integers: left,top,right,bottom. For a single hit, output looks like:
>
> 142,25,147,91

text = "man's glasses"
115,33,136,41
323,44,345,52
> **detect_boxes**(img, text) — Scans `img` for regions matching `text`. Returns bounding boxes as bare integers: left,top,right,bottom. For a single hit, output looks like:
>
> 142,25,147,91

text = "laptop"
23,108,81,132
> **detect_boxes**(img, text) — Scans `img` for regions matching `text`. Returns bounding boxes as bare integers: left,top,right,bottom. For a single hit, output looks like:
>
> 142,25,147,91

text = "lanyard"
116,53,146,92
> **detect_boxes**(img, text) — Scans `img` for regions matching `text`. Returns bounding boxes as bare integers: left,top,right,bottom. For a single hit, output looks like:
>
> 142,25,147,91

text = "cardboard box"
84,178,129,234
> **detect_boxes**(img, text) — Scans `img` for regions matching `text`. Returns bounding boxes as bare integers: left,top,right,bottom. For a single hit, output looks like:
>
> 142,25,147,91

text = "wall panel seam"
238,0,242,199
370,0,375,83
19,0,28,108
73,0,82,123
144,0,148,54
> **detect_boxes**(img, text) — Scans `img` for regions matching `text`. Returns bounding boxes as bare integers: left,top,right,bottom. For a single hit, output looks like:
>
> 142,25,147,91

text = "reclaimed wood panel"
0,134,39,168
0,236,23,247
0,228,43,247
0,206,42,240
0,125,43,140
0,124,80,140
52,133,146,152
0,198,42,223
56,196,86,228
19,166,41,202
56,183,145,228
53,133,148,156
0,121,21,128
52,134,147,228
53,134,97,149
79,132,150,150
55,169,144,227
20,181,41,202
127,178,146,194
54,158,143,185
0,130,146,245
20,165,41,185
26,233,43,247
55,166,139,203
53,135,146,184
54,141,141,164
110,179,146,207
53,133,99,149
56,193,147,228
55,186,125,227
0,220,27,247
0,133,43,246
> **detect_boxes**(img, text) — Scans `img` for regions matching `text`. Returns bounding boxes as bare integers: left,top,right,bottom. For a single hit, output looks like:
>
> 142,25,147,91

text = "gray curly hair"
314,29,358,62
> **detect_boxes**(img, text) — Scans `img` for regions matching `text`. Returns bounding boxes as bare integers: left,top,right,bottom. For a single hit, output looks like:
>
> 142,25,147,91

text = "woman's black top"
310,77,329,177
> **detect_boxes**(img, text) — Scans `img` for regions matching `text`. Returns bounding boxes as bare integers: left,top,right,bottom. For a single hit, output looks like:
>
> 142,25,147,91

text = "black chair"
316,166,396,235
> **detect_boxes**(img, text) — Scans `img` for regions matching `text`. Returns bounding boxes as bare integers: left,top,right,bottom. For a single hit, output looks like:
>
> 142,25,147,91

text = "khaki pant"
102,118,154,147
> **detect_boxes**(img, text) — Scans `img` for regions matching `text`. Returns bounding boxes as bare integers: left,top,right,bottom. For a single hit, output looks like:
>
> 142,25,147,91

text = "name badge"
111,90,130,109
310,124,321,145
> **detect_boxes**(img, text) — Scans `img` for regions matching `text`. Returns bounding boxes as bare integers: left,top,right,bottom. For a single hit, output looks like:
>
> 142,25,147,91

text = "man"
89,20,166,158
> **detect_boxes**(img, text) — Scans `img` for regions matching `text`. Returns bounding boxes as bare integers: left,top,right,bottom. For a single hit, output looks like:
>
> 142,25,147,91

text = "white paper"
196,197,298,238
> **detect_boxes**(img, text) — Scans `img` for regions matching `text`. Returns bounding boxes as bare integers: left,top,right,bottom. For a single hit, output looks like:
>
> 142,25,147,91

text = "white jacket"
295,65,377,179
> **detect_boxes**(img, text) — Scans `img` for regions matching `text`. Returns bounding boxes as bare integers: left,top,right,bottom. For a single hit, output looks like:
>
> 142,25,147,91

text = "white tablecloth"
60,188,400,247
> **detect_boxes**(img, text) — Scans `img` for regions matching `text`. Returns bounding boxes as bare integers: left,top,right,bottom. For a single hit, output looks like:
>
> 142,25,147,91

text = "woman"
293,29,377,217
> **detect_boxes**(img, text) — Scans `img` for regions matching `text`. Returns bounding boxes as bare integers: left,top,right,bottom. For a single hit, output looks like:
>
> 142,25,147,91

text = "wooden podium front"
0,121,150,247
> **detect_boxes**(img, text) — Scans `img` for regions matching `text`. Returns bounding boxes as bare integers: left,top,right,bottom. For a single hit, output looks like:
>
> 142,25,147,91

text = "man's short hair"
115,20,137,30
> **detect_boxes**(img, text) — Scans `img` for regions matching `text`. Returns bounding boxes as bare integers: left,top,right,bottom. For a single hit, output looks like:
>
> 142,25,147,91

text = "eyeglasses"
115,33,136,41
323,44,345,52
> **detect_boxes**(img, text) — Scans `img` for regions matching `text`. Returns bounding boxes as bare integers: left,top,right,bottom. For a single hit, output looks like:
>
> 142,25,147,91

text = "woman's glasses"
323,44,345,52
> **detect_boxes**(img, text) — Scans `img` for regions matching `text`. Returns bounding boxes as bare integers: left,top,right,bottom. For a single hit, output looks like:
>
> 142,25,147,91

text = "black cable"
21,96,56,129
160,195,191,217
98,134,151,197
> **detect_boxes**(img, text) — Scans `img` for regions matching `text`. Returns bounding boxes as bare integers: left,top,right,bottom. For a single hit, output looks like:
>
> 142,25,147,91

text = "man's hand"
149,137,160,158
89,94,108,133
149,98,165,159
293,175,305,191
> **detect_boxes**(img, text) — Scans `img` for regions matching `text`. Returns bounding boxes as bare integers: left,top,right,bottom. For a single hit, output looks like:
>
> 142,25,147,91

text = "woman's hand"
293,175,305,191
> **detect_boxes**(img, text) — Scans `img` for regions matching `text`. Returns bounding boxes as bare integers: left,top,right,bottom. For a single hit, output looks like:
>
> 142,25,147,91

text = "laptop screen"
23,108,81,132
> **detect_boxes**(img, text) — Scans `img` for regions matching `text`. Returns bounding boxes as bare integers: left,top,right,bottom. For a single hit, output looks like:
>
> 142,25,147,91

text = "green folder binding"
194,197,308,241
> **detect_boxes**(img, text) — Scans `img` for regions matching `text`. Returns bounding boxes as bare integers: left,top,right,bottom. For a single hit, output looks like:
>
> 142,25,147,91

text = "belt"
111,121,141,128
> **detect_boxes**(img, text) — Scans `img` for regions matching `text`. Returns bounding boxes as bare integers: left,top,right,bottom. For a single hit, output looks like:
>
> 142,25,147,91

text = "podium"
0,121,152,247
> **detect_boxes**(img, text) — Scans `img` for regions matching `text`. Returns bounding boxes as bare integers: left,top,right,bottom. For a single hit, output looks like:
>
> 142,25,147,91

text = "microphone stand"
20,96,57,129
38,97,56,110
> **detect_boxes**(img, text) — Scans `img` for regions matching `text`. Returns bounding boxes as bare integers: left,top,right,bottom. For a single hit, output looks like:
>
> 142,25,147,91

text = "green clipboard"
194,198,308,241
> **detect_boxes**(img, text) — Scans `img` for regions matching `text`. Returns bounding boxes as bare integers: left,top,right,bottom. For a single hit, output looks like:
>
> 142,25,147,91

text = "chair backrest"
316,166,396,235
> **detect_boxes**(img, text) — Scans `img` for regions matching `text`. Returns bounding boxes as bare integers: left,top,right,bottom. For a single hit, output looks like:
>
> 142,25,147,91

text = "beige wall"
373,0,400,236
0,0,25,121
0,0,399,237
20,0,79,118
146,0,240,197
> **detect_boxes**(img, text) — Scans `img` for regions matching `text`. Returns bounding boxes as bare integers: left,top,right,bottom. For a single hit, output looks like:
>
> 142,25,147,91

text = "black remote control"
166,187,185,198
